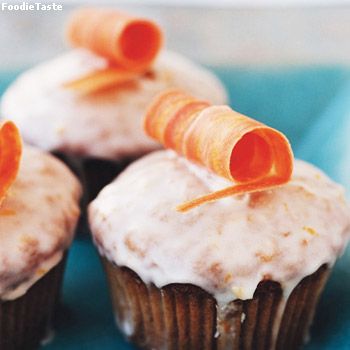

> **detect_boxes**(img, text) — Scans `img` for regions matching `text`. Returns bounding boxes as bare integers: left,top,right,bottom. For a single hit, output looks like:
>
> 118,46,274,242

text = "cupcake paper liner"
102,257,330,350
0,255,67,350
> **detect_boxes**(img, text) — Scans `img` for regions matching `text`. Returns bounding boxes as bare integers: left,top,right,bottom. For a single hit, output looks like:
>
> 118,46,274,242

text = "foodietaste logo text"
1,2,63,11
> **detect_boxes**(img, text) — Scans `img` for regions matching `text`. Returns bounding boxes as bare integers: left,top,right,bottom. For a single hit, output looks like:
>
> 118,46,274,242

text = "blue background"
1,66,350,349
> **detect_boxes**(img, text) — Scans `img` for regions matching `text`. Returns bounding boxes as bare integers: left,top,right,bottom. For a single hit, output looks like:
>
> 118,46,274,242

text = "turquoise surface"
1,66,350,349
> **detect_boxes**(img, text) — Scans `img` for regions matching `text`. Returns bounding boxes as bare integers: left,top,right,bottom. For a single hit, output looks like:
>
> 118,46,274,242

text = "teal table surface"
1,65,350,349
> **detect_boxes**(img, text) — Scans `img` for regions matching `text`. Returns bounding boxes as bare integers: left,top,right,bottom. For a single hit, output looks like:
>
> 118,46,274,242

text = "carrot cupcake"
0,121,81,349
0,8,227,202
88,91,350,349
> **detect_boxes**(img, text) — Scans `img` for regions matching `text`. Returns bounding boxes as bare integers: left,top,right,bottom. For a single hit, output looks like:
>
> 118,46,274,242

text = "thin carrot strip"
0,121,22,205
176,178,284,212
144,90,294,212
0,208,16,216
62,67,139,95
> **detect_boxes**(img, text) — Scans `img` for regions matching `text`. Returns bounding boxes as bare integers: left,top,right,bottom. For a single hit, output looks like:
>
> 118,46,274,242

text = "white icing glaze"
89,150,350,305
0,146,81,300
1,49,227,160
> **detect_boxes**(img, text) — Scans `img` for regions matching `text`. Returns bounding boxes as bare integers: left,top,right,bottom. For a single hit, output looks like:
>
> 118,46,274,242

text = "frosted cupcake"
0,121,81,349
89,91,350,349
0,8,227,202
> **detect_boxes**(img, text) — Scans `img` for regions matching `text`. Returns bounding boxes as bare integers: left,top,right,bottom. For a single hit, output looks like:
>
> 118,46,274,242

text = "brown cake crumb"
209,262,223,277
301,239,309,246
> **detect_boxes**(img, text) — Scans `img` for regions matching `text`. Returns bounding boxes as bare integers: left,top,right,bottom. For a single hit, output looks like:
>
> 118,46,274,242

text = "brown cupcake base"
53,153,136,202
0,256,67,350
102,257,330,350
53,153,137,234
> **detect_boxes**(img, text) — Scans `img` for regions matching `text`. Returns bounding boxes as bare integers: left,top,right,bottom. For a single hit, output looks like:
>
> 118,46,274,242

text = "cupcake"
0,121,81,349
88,91,350,349
0,8,227,203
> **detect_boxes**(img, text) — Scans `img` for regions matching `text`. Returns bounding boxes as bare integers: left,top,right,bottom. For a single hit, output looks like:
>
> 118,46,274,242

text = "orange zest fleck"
144,90,294,212
64,7,163,94
302,226,318,236
0,121,22,205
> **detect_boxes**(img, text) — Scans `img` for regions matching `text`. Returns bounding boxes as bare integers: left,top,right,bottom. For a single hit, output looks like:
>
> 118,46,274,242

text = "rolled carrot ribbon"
66,7,163,71
64,8,163,94
144,90,294,212
0,121,22,205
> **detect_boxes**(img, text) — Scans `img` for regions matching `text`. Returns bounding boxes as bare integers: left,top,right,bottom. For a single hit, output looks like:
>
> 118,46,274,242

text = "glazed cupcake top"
1,49,227,160
89,150,350,304
0,146,81,300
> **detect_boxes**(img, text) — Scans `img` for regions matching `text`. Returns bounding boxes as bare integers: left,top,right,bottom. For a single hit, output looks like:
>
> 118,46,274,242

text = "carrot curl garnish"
0,121,22,205
67,7,163,70
64,7,163,94
144,90,294,212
